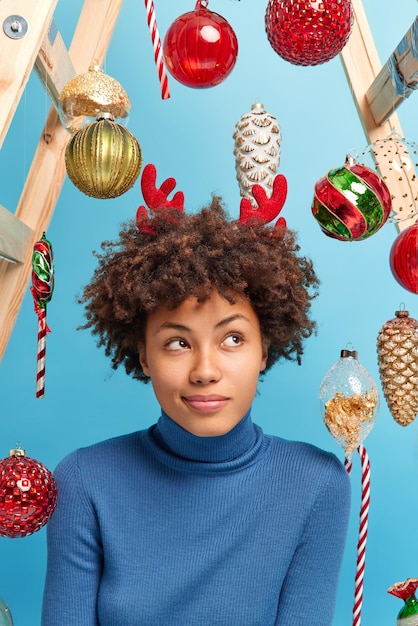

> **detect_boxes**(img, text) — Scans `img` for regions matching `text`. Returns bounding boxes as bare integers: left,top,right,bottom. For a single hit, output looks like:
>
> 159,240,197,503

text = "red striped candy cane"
144,0,170,100
31,233,54,399
344,445,370,626
34,305,48,398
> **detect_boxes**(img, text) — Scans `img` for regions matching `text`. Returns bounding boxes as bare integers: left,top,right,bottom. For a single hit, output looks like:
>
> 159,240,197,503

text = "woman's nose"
189,349,221,385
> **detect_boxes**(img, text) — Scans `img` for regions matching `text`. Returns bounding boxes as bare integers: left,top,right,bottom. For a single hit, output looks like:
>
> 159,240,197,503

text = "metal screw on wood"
3,15,28,39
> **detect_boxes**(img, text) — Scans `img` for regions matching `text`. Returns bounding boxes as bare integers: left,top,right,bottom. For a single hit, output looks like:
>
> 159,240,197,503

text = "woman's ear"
138,343,151,377
260,338,269,372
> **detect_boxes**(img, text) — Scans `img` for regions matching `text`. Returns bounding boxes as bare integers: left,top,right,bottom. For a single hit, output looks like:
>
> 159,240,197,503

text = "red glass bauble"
389,221,418,294
312,157,392,241
0,449,58,538
265,0,353,66
163,0,238,88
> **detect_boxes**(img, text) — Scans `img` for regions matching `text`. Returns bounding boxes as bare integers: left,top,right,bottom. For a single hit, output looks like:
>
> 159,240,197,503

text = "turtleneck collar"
149,409,267,470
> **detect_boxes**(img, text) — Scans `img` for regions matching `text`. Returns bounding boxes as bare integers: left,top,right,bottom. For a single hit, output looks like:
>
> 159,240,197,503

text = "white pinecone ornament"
233,103,281,207
377,309,418,426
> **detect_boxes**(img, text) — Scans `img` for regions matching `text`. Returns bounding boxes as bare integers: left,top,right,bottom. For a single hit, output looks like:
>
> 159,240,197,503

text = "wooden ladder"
0,0,416,361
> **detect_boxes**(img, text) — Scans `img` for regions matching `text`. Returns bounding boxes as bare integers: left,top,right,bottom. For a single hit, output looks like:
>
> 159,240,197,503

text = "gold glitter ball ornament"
377,309,418,426
59,65,131,128
233,103,281,208
65,117,142,199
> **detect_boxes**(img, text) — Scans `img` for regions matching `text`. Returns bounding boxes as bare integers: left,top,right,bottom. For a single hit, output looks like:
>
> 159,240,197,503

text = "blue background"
0,0,417,623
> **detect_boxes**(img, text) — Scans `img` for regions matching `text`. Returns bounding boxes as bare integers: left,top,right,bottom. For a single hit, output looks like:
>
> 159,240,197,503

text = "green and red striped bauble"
312,158,392,241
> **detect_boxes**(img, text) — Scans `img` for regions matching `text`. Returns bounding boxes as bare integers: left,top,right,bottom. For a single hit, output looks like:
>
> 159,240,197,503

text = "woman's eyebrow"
215,314,251,329
156,314,250,334
157,322,191,333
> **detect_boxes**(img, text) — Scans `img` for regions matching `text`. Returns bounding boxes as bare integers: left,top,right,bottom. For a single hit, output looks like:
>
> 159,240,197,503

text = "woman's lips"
182,395,229,413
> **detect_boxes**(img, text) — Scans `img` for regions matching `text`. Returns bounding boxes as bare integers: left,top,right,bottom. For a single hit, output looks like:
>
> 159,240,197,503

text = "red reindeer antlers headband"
136,163,287,231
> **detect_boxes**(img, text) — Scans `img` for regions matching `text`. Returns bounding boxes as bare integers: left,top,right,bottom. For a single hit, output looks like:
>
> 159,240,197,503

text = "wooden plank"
34,19,76,112
0,0,59,149
0,0,125,362
0,204,33,263
366,17,418,125
339,0,417,232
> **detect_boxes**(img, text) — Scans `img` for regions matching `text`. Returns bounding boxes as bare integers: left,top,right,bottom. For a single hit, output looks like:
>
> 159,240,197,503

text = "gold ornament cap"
59,65,131,120
340,348,358,359
9,445,26,457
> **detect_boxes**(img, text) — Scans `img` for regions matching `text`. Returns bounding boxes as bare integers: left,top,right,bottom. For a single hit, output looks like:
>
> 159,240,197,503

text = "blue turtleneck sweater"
42,412,350,625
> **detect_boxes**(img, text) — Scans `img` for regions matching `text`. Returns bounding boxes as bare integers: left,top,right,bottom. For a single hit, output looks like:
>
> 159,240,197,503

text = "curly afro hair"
79,197,319,382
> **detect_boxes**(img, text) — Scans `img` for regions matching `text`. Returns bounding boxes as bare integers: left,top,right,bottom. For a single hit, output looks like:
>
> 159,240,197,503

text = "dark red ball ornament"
265,0,354,66
0,447,57,538
163,0,238,88
389,221,418,294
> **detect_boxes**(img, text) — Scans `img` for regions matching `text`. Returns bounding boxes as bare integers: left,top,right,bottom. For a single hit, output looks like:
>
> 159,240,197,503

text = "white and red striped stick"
144,0,170,100
344,445,371,626
35,308,48,398
31,233,54,399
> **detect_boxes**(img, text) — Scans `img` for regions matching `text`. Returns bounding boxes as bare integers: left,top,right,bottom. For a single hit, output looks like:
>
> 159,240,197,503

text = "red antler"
239,174,288,228
136,163,185,229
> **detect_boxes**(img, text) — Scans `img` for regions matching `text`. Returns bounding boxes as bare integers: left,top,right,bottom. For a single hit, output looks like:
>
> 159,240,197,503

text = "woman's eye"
166,338,189,351
223,334,243,347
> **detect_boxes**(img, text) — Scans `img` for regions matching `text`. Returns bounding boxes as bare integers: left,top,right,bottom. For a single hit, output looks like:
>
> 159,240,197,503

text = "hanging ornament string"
30,233,54,399
344,445,371,626
144,0,170,99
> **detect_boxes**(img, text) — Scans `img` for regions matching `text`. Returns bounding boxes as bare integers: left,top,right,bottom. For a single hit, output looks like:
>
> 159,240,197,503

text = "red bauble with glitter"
0,447,58,538
163,0,238,88
389,221,418,294
265,0,354,66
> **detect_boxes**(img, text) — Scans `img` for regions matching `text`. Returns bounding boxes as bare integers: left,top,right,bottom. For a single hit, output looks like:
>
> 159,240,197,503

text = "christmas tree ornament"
319,347,379,626
65,115,142,199
30,233,54,399
377,309,418,426
319,348,379,459
59,65,131,133
0,446,57,538
163,0,238,89
0,599,13,626
388,578,418,624
312,155,392,241
233,103,282,208
369,132,418,229
144,0,170,99
389,221,418,294
265,0,353,66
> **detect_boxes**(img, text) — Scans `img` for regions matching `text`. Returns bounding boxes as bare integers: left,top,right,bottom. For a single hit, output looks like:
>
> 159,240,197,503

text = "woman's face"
139,290,268,436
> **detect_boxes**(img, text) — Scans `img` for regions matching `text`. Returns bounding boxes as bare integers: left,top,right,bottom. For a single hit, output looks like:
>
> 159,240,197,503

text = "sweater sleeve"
41,450,103,626
275,452,351,626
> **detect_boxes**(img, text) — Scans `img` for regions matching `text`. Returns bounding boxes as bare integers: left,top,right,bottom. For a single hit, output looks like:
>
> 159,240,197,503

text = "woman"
42,174,350,625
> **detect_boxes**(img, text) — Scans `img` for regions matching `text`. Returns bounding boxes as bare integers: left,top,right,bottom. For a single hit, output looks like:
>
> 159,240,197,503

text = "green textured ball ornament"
312,156,392,241
65,116,142,199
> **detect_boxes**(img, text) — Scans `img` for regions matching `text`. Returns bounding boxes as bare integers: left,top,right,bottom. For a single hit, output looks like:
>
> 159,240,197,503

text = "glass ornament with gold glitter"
0,599,13,626
59,64,131,134
233,103,282,208
377,309,418,426
65,115,142,199
319,348,379,458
